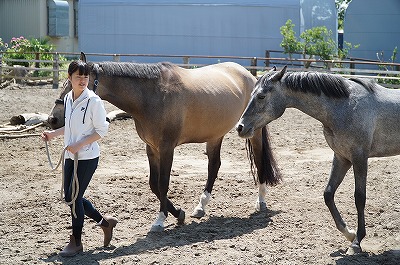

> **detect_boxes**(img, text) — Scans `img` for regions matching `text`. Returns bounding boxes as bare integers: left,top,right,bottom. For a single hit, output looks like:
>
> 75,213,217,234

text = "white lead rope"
45,141,79,218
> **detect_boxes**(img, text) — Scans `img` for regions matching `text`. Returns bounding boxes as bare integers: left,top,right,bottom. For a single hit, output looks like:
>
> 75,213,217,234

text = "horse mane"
94,61,173,79
283,72,350,98
349,77,376,92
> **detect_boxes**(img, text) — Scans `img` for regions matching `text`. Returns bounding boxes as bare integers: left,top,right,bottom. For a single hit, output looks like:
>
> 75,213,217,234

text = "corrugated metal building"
0,0,78,53
78,0,337,64
344,0,400,62
1,0,338,65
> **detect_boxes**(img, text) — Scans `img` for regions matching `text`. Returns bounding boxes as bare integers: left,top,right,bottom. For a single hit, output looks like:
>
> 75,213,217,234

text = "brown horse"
48,53,281,232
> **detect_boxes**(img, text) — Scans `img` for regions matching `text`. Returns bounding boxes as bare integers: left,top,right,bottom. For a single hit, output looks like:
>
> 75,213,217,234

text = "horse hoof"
255,201,267,212
177,209,185,225
190,208,205,219
346,244,362,255
149,225,164,233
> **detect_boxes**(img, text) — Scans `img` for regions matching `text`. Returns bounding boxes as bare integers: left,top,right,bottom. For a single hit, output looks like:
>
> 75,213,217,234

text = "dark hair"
68,60,90,76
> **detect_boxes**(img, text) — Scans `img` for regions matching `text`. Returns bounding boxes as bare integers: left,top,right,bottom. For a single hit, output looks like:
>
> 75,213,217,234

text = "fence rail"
1,51,400,89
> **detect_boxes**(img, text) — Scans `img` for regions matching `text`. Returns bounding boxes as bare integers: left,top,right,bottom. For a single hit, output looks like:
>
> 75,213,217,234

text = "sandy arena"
0,85,399,264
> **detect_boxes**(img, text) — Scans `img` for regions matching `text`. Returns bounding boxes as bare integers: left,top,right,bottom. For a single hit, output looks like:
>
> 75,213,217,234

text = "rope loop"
45,141,79,218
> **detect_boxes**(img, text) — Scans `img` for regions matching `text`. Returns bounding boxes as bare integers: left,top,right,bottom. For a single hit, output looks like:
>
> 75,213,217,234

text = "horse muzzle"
236,123,254,138
47,116,63,130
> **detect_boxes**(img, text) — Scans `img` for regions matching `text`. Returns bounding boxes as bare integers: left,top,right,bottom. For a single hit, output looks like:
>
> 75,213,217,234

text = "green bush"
377,47,400,87
6,36,32,67
0,38,7,52
1,36,67,77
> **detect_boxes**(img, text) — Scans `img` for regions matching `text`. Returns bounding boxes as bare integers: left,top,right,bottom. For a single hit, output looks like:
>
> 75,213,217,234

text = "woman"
42,60,118,257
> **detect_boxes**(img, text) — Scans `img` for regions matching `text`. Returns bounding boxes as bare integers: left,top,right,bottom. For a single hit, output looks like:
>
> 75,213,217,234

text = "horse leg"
346,156,368,255
323,154,356,245
191,137,223,218
146,145,185,232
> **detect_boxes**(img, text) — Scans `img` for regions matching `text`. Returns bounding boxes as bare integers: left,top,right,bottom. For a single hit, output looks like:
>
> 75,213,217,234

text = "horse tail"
246,126,282,186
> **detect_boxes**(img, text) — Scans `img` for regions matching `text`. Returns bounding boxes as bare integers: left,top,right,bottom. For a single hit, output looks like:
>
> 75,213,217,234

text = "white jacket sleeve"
91,97,109,138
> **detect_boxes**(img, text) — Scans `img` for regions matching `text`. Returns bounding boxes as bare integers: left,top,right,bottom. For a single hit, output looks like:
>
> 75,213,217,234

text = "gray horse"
236,66,400,254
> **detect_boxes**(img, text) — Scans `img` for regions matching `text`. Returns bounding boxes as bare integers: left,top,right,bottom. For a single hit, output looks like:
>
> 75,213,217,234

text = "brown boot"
98,216,118,247
59,235,83,257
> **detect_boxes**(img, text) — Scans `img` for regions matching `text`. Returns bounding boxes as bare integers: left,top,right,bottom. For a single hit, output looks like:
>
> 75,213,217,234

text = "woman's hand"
66,142,82,154
41,127,64,142
66,133,101,154
41,130,56,142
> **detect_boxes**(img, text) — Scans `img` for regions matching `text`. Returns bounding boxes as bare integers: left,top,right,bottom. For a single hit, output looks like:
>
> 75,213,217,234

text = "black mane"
349,77,376,92
283,72,351,98
91,61,173,79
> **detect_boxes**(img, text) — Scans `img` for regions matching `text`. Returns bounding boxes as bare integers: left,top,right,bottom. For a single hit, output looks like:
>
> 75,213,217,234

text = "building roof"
81,0,299,7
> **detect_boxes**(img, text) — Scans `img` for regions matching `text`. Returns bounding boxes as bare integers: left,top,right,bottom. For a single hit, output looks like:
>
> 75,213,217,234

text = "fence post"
250,57,257,76
350,58,355,75
113,54,120,62
0,53,2,83
53,52,59,89
264,50,270,68
183,56,190,68
34,52,40,77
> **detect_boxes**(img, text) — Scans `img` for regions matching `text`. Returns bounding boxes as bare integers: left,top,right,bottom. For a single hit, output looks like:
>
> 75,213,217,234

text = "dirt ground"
0,84,399,265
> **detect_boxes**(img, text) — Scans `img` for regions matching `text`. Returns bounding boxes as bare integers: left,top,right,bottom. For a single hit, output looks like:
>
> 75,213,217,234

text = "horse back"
161,62,257,144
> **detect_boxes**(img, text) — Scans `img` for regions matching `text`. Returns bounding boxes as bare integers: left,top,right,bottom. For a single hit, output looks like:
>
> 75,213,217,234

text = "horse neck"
285,89,333,127
96,77,145,116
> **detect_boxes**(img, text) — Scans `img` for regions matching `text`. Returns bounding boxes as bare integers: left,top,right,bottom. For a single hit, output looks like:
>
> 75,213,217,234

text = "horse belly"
370,116,400,157
370,135,400,157
179,111,242,144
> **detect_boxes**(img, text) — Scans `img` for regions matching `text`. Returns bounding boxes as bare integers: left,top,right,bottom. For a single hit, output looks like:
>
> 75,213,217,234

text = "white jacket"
64,88,109,160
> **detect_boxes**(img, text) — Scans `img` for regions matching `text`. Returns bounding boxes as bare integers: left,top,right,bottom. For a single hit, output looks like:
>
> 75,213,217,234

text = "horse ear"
271,65,287,81
80,52,87,62
267,66,277,74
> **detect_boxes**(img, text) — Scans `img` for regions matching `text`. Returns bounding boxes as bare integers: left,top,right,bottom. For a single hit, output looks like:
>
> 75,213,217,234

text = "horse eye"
258,94,266,100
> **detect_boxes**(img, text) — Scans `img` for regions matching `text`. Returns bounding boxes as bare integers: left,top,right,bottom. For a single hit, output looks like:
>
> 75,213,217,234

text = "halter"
92,63,99,93
55,98,64,105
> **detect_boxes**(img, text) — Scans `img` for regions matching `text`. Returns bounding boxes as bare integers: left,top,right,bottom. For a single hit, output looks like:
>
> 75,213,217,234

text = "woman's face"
69,70,89,94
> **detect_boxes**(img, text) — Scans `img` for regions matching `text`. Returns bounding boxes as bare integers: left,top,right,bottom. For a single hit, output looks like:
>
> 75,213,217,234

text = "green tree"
279,19,359,68
280,19,301,59
335,0,352,30
300,26,337,67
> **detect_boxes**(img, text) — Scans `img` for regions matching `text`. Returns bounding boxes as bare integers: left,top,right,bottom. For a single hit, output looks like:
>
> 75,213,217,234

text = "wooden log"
9,65,28,84
10,112,48,126
0,133,41,139
0,122,43,134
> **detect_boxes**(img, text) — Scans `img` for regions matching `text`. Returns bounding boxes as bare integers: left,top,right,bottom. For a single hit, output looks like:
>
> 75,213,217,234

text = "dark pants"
64,157,102,238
